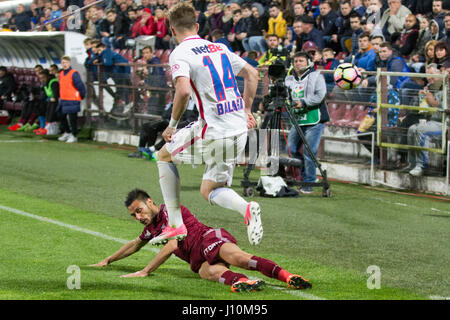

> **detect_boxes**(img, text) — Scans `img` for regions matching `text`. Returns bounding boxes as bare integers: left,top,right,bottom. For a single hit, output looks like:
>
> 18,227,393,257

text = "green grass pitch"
0,126,449,300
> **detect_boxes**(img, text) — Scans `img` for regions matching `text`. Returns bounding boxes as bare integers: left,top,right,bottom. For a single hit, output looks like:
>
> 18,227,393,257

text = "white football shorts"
165,120,247,186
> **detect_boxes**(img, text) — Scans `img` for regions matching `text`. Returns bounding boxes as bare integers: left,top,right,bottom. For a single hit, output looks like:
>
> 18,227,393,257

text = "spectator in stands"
258,34,287,66
363,42,410,89
96,43,131,108
349,33,376,71
139,46,167,115
100,8,130,49
267,3,287,39
14,4,32,31
348,12,364,55
0,66,16,109
242,4,269,53
228,9,246,52
317,1,338,51
221,4,234,36
302,41,318,59
299,15,325,50
85,6,101,38
444,13,450,46
430,19,442,40
363,0,384,26
57,56,86,144
397,14,419,58
402,63,444,176
138,7,156,36
334,0,354,53
211,29,232,52
379,0,412,42
283,27,295,52
322,48,340,92
293,2,306,16
154,6,170,50
431,0,445,34
148,0,158,13
50,3,63,31
284,51,329,194
409,16,432,72
36,69,60,136
424,39,439,66
434,41,450,69
209,3,225,38
350,0,366,17
198,2,215,39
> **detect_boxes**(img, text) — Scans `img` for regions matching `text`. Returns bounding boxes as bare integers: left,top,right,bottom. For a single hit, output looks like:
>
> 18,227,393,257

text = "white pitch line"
0,140,44,143
0,204,158,253
0,203,325,300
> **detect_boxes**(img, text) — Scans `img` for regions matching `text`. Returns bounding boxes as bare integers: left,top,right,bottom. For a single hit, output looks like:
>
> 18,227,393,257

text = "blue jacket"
99,48,130,75
353,48,376,71
387,55,410,89
59,68,86,114
302,28,325,50
146,56,167,88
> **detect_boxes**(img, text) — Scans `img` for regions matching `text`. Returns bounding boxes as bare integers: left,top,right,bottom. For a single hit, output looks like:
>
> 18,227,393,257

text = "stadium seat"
4,101,22,111
160,49,171,64
347,105,370,128
326,103,339,121
334,104,362,127
328,104,348,126
154,49,163,58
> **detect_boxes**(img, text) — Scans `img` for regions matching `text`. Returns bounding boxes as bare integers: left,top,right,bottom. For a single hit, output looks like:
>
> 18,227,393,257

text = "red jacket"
154,16,167,39
131,16,156,38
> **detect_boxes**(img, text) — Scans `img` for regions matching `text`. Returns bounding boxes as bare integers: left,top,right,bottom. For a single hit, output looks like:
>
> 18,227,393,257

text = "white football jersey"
169,35,248,139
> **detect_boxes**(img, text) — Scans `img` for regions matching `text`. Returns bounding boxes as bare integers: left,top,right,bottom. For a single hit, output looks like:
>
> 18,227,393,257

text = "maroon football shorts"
189,228,237,273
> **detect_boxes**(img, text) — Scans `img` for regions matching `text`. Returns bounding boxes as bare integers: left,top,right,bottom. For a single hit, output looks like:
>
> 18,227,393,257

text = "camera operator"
284,51,330,194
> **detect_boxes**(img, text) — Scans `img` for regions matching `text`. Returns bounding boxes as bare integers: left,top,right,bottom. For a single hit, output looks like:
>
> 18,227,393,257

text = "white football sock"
157,161,183,228
208,187,248,218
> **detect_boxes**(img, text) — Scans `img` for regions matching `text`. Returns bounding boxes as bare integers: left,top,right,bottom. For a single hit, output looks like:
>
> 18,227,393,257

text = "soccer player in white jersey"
150,2,263,246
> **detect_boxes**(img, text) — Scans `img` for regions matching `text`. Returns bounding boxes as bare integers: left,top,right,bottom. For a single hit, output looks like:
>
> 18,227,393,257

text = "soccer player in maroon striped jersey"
90,189,311,292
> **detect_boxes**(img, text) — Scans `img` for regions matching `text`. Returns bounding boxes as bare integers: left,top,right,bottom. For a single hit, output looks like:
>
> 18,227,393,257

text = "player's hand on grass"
89,259,110,267
162,126,176,142
121,270,148,278
246,112,257,129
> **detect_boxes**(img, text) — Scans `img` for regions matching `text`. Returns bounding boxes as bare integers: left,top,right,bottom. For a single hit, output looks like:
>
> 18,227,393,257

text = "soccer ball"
334,63,362,90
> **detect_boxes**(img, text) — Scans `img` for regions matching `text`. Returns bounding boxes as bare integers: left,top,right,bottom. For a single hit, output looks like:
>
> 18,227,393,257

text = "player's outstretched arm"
121,239,178,278
237,64,258,129
90,237,148,267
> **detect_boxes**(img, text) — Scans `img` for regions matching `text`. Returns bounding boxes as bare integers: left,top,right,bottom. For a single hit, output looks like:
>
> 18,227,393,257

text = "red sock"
219,270,248,285
248,256,292,282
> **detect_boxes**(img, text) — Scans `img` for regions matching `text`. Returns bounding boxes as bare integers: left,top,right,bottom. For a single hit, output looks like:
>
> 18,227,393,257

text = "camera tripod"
241,93,332,198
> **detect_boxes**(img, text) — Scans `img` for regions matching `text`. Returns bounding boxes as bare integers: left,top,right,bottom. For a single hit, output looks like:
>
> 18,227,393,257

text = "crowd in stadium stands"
0,0,449,174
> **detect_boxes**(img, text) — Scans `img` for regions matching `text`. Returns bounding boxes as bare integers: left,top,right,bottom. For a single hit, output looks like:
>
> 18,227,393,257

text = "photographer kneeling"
284,52,330,194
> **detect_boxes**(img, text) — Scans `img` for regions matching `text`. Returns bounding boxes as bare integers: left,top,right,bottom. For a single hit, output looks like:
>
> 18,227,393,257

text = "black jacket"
14,11,32,31
100,15,129,37
0,72,16,98
317,10,338,36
